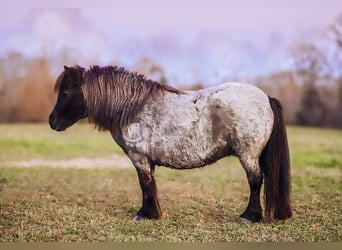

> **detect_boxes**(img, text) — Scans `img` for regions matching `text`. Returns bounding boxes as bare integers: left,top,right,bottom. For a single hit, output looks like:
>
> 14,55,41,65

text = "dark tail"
259,97,292,221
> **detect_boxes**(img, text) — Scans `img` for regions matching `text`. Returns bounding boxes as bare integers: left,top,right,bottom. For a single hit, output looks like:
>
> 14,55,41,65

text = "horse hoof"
237,217,252,224
133,215,145,221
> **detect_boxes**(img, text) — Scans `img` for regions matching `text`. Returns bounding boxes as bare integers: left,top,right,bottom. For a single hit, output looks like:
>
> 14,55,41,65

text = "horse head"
49,66,87,131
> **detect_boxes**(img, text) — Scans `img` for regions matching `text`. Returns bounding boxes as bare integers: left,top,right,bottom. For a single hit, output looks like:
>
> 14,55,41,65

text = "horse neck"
82,71,151,132
83,66,182,132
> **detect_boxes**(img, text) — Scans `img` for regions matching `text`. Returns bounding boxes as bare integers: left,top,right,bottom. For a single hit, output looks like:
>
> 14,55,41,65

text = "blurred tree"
291,43,328,126
254,71,302,124
329,12,342,49
328,12,342,127
15,58,55,122
0,52,29,122
296,84,326,126
291,43,326,81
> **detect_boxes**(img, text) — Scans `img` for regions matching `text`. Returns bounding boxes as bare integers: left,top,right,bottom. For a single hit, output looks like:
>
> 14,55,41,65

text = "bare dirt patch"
11,154,133,169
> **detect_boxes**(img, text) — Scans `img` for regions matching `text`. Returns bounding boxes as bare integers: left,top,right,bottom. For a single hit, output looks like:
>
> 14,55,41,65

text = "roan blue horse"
49,65,292,223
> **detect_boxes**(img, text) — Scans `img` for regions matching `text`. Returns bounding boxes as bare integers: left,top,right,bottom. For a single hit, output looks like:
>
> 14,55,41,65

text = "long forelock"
82,65,182,131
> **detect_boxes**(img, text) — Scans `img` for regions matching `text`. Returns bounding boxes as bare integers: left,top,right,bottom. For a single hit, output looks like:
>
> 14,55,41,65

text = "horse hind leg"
238,156,263,223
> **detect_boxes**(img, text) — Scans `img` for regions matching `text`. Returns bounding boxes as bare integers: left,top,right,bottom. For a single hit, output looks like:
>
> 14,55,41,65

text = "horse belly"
149,108,229,169
150,127,221,169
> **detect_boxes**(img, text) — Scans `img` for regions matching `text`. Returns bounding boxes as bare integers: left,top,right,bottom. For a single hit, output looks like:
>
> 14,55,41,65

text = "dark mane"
82,65,183,131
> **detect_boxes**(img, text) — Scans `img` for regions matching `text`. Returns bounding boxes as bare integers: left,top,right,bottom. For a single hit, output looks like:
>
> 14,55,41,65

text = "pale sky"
0,1,341,84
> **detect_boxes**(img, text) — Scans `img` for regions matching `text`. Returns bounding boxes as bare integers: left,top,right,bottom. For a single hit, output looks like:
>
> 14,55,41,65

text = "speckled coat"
118,82,273,171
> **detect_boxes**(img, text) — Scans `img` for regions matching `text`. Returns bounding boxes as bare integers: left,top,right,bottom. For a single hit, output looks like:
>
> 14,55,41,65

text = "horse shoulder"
117,93,187,157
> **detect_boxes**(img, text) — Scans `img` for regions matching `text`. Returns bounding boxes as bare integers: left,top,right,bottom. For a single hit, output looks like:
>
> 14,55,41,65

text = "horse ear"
64,65,71,71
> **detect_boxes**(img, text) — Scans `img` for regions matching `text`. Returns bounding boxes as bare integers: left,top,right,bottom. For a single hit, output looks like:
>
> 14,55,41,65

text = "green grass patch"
287,126,342,168
0,123,123,162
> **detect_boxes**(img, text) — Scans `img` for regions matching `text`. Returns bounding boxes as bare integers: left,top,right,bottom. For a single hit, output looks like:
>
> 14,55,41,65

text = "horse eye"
62,90,69,96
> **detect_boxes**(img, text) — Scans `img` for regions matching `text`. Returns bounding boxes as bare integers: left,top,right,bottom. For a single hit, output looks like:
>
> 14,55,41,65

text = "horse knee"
239,157,262,178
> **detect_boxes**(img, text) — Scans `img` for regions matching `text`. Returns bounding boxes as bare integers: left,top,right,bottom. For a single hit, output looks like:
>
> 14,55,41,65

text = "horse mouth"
53,125,67,132
49,114,80,132
49,119,67,132
49,114,68,132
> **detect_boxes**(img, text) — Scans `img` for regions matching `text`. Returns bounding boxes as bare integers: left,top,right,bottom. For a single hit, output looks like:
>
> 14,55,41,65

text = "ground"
0,124,341,242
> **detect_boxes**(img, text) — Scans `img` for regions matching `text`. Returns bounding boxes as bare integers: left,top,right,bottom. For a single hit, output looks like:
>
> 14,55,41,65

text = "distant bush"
0,55,56,123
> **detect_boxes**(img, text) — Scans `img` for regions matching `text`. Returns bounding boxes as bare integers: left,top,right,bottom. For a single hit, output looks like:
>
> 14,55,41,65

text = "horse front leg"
128,152,162,220
134,167,162,220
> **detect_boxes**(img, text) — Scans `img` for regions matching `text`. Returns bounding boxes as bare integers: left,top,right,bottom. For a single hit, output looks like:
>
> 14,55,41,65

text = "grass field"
0,124,341,242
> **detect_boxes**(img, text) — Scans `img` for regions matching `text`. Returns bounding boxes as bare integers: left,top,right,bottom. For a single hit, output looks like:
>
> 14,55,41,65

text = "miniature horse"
49,65,292,223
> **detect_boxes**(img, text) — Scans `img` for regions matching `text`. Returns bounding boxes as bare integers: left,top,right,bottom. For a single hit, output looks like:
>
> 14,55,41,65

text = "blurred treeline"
0,14,341,128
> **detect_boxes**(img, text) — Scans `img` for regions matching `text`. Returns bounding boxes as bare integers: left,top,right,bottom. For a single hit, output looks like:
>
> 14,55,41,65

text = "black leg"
135,167,162,220
239,172,263,222
239,157,263,223
128,151,162,220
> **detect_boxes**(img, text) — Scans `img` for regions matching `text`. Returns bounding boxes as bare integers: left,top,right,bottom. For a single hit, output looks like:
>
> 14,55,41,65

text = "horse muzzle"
49,112,66,131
